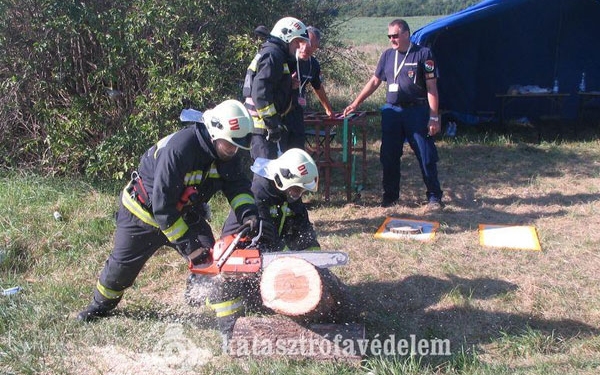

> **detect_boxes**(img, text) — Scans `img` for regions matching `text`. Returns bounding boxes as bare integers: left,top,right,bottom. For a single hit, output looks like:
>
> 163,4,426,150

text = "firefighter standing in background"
242,16,311,158
76,100,271,324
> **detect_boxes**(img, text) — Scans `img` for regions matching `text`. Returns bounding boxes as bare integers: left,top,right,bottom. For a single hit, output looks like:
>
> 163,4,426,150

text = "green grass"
338,16,443,46
2,122,600,374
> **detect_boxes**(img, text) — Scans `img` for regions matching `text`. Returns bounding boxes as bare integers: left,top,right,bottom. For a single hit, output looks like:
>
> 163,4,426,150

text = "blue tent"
411,0,600,122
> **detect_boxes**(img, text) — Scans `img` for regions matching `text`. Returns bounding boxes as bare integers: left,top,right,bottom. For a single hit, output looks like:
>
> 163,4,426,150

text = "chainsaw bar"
261,251,349,269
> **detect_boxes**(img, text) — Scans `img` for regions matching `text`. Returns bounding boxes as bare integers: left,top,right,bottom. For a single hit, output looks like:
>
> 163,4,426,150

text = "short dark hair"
389,19,410,35
306,26,322,43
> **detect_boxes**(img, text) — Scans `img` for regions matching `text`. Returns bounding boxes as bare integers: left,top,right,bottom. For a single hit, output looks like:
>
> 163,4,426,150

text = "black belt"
397,99,427,107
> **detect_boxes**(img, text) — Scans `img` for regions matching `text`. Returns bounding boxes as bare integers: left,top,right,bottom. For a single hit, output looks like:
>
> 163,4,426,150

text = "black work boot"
77,301,112,322
77,293,121,322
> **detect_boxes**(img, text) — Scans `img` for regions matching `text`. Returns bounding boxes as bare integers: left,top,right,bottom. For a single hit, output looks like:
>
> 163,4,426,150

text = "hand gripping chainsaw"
188,222,349,277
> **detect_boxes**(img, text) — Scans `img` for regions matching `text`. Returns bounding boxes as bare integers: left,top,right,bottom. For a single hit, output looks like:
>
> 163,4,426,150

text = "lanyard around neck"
296,57,312,96
394,43,412,81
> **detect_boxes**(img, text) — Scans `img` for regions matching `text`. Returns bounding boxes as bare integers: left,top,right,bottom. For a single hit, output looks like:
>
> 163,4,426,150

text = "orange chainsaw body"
189,232,262,276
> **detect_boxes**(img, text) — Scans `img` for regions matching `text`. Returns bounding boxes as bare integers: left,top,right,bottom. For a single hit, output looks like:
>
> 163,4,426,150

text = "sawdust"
62,324,216,375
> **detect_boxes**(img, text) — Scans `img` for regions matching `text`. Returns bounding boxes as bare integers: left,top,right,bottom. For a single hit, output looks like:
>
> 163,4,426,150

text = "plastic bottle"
552,79,559,93
2,286,22,296
579,72,586,92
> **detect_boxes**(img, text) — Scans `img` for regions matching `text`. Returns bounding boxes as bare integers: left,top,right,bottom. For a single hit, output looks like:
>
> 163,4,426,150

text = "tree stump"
228,315,364,361
259,256,348,322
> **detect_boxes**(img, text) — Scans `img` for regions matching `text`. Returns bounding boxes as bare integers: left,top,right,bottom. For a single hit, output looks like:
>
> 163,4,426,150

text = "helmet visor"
302,177,318,192
230,133,252,150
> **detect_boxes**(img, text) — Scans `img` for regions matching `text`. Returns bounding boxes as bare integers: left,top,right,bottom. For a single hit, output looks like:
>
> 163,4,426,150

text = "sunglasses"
387,30,405,39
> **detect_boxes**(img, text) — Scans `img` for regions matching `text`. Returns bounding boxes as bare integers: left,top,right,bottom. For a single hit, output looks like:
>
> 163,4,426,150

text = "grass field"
1,119,600,374
2,13,600,375
338,16,443,47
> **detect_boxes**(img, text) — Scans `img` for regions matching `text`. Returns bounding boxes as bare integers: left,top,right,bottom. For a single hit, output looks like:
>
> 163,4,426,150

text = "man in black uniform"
284,26,335,151
77,99,266,322
242,16,310,158
343,19,444,210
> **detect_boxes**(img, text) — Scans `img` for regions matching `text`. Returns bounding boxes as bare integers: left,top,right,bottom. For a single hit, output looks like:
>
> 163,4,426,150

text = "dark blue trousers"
380,105,443,203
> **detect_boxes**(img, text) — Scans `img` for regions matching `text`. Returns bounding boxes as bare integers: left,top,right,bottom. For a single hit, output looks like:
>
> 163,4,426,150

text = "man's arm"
426,78,441,136
343,75,382,117
313,85,334,117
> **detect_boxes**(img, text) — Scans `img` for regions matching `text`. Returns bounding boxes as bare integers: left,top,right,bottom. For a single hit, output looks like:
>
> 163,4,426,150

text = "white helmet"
270,17,310,44
270,148,318,192
203,99,253,150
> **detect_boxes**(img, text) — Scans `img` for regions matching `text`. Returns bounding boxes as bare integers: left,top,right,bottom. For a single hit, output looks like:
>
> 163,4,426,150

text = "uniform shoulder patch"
424,60,435,73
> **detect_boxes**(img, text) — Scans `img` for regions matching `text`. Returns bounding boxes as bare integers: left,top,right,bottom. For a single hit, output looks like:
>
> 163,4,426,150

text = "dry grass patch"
2,125,600,374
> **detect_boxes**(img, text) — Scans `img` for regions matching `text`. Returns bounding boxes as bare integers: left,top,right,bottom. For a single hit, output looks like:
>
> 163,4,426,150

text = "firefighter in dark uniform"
215,148,320,351
77,100,269,329
284,26,334,151
221,148,320,252
343,19,444,210
242,16,310,158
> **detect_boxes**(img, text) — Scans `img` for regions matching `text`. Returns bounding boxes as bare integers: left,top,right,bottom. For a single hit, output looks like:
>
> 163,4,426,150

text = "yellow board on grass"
375,217,439,241
478,224,541,251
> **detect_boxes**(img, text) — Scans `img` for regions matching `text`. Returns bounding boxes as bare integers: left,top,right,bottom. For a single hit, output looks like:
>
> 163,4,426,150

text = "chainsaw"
189,222,349,277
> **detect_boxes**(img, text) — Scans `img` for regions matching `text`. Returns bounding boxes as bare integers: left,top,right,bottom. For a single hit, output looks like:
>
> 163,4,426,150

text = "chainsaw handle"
248,221,263,248
215,225,250,269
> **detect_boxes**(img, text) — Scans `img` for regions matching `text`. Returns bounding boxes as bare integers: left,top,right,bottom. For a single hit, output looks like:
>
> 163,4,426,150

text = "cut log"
228,315,365,361
259,255,348,322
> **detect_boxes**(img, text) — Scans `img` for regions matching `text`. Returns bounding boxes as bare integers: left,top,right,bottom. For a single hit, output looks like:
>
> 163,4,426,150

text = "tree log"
259,256,348,322
228,316,364,361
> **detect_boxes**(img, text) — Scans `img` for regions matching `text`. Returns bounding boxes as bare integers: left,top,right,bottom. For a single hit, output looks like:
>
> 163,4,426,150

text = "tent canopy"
411,0,600,121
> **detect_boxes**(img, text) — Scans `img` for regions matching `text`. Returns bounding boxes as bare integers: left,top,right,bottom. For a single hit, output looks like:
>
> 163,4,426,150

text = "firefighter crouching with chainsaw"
221,147,320,252
77,99,274,323
206,148,320,350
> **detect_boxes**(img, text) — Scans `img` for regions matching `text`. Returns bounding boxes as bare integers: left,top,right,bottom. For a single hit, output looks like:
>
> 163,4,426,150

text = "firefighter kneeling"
210,148,320,351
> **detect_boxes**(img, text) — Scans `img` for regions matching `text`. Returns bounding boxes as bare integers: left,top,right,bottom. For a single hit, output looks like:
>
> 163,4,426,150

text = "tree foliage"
339,0,480,17
0,0,338,179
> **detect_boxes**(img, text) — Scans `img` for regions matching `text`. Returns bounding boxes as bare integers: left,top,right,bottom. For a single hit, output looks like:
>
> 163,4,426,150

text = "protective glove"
187,247,211,266
242,214,259,236
259,219,278,245
173,232,210,265
266,126,282,143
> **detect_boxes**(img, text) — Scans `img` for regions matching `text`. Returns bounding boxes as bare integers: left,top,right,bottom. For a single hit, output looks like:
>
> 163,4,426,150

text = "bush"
0,0,339,178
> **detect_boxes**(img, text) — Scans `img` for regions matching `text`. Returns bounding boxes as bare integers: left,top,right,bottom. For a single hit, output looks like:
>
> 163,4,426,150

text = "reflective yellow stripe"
283,62,290,74
257,103,277,118
122,188,159,228
248,53,260,72
163,217,189,242
96,280,124,300
208,297,243,318
184,170,206,185
230,193,255,211
208,164,219,178
252,115,266,129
